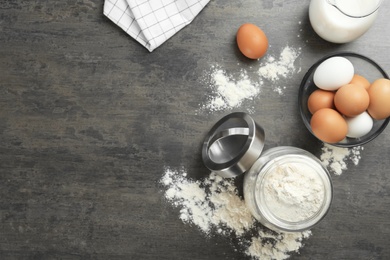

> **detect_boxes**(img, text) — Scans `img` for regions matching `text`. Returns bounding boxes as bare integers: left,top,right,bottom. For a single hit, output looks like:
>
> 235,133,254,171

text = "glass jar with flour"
243,146,333,232
202,112,333,233
309,0,382,43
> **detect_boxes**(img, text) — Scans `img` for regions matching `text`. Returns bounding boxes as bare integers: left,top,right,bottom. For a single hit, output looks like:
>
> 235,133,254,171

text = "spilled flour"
201,68,260,112
320,143,363,175
200,46,301,113
258,46,301,83
161,168,311,260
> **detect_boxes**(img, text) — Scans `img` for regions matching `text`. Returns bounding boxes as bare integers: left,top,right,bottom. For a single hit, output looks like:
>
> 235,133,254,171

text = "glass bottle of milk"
309,0,382,43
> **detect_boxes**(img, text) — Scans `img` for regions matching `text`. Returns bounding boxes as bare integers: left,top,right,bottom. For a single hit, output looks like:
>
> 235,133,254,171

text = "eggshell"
307,89,335,114
334,83,369,117
313,57,354,91
345,112,373,138
310,108,348,143
350,74,370,90
367,78,390,120
236,23,268,59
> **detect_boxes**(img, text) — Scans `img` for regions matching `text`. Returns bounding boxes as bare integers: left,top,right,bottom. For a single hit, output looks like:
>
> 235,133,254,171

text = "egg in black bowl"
299,52,390,148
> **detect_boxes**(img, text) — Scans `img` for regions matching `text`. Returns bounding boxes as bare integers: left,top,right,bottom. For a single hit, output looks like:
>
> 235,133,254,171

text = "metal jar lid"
202,112,265,178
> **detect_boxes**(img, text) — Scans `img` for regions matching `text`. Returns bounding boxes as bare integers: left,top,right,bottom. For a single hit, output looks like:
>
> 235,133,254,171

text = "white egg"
313,57,354,91
345,111,373,138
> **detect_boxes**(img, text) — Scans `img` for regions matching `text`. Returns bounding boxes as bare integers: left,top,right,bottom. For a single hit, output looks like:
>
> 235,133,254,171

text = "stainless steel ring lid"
202,112,265,178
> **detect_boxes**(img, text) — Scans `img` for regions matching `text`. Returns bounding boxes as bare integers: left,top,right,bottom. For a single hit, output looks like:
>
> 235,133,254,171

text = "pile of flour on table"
320,143,363,175
200,45,301,113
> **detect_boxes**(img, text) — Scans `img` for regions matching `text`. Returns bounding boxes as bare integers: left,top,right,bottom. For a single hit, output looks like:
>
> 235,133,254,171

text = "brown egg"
350,74,370,90
310,108,348,143
307,89,335,114
367,78,390,120
334,83,369,117
236,23,268,59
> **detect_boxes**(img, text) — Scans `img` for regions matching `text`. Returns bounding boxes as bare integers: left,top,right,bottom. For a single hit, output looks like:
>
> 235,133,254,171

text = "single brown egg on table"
334,83,370,117
350,74,370,90
310,108,348,143
307,89,335,114
368,78,390,120
236,23,268,59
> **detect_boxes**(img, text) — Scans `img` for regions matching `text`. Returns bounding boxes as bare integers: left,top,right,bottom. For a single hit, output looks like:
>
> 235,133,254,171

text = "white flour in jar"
263,162,324,222
161,168,311,260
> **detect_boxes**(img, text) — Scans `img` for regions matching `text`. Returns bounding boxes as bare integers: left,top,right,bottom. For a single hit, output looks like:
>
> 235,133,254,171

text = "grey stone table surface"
1,0,390,259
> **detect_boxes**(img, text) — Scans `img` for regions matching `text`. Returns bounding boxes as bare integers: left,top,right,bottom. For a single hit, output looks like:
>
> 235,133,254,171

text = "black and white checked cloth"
104,0,209,52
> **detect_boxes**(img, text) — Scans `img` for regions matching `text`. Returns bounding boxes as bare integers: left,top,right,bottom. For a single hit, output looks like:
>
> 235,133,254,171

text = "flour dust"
201,68,260,113
258,46,301,83
199,46,301,113
320,143,363,175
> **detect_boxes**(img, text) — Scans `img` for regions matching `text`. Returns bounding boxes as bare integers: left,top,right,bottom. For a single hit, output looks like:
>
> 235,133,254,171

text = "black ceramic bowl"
299,52,390,148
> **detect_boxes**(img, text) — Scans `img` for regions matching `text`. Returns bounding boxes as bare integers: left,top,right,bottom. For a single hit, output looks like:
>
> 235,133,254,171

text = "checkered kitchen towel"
104,0,210,52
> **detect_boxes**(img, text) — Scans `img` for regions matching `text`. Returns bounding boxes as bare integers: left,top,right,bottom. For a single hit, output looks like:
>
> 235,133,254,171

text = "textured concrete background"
1,0,390,259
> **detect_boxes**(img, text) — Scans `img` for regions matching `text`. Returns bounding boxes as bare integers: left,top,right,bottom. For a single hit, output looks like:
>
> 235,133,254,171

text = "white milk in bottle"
309,0,382,43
